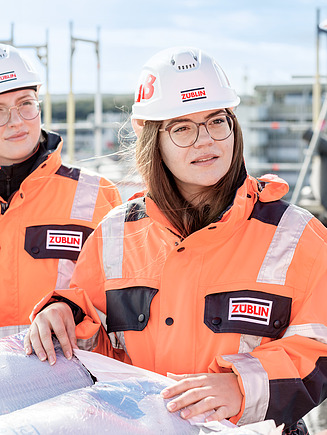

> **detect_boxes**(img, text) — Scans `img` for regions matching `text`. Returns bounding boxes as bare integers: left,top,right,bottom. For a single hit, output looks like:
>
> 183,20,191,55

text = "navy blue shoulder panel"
249,199,289,226
56,165,81,181
125,197,148,222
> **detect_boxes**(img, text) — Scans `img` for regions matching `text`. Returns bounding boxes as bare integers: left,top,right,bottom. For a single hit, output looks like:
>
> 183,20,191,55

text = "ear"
132,118,145,138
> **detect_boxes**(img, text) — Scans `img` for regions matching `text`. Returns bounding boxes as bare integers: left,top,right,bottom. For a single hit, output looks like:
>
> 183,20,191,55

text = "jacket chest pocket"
24,224,93,260
204,289,292,338
106,287,158,333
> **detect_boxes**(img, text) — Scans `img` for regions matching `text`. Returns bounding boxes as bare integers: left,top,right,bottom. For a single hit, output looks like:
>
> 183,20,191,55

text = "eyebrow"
16,94,37,103
0,94,36,108
165,110,227,128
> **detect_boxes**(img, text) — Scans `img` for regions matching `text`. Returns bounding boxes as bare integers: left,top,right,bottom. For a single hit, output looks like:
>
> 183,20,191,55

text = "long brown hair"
135,110,245,238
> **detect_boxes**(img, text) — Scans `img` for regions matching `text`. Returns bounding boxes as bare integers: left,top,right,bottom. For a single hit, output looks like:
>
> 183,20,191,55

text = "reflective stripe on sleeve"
76,332,99,352
238,334,263,353
102,204,126,279
70,171,101,222
221,353,269,425
55,258,75,289
0,325,30,339
257,205,312,285
282,323,327,345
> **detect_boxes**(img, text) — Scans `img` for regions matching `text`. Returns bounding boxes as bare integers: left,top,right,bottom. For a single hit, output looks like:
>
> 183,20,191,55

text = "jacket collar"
143,172,289,245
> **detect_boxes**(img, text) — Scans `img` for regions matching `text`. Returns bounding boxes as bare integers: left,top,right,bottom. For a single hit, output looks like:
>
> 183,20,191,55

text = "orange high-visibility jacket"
32,173,327,428
1,130,121,337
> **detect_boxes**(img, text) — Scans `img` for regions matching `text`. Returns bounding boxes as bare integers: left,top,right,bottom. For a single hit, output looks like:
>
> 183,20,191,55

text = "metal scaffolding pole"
313,9,321,126
67,22,102,164
67,22,76,164
0,23,14,45
291,94,327,204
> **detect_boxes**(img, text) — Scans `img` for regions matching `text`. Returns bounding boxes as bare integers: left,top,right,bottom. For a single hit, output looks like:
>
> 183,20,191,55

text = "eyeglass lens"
168,114,233,147
0,100,40,126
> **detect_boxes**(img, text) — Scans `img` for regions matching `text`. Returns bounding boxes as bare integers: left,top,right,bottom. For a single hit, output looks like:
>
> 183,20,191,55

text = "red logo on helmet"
0,71,17,84
136,74,156,102
181,87,206,103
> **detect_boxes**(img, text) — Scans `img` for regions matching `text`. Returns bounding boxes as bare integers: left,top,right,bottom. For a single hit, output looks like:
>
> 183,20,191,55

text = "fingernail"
39,351,46,361
161,389,169,398
24,346,31,354
181,409,190,419
65,351,72,360
167,402,176,411
48,355,56,366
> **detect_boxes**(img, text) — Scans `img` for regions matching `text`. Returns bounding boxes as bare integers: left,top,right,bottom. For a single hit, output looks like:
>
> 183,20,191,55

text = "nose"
193,123,214,148
7,107,23,126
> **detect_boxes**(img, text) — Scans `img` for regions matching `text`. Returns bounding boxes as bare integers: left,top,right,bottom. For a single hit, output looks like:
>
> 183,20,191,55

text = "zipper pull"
1,202,8,215
6,175,11,198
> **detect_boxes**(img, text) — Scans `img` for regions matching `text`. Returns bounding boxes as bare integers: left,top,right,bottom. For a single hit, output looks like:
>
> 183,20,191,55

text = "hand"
24,302,78,365
161,372,243,422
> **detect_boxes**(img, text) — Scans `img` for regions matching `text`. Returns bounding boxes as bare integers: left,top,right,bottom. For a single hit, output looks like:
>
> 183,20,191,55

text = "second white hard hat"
132,46,240,121
0,44,42,94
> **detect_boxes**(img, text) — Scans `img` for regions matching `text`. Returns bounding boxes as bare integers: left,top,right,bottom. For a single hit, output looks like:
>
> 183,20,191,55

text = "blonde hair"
135,110,245,238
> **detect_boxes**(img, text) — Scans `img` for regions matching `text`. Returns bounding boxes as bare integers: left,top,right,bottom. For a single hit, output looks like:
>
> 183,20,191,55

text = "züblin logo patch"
46,230,83,252
181,87,207,103
0,71,17,84
228,296,273,325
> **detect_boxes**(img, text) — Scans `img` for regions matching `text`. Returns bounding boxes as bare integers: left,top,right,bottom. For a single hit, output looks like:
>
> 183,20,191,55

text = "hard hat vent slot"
171,51,199,72
0,48,8,59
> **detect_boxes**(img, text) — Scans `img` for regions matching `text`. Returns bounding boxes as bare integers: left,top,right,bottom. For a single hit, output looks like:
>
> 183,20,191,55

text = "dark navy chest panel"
25,224,93,260
204,289,292,338
106,286,158,333
249,199,289,226
125,197,148,222
56,165,81,181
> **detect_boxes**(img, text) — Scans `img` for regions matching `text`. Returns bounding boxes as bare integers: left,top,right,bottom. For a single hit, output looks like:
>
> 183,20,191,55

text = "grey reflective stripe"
257,204,312,285
0,325,29,339
102,205,126,279
283,323,327,345
95,307,107,330
108,332,128,353
55,258,75,289
70,171,101,222
221,353,269,425
238,334,262,353
76,332,99,352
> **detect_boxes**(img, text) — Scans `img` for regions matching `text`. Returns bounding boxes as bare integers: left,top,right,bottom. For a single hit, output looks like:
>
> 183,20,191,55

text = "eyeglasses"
159,112,235,148
0,100,41,127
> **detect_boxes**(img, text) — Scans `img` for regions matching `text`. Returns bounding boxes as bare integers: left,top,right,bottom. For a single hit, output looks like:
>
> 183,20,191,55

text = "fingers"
25,318,56,365
24,302,78,365
161,372,242,422
162,373,206,399
23,331,33,355
164,382,214,417
205,406,229,423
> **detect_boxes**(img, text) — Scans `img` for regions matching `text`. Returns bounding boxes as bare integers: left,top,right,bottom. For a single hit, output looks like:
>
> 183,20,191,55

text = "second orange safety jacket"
1,130,121,337
32,171,327,429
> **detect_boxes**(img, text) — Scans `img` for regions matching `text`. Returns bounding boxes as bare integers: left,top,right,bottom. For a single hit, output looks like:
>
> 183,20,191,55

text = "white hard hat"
132,46,240,121
0,44,42,94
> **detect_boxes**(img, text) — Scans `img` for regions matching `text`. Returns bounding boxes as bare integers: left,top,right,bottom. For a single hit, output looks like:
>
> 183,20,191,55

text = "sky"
2,0,327,98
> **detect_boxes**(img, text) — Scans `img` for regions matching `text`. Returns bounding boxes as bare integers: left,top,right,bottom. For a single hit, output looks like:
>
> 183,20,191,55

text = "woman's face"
159,109,234,204
0,89,41,166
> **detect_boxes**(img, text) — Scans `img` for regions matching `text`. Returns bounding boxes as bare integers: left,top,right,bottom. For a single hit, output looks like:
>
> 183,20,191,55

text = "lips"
5,131,28,141
191,155,218,164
